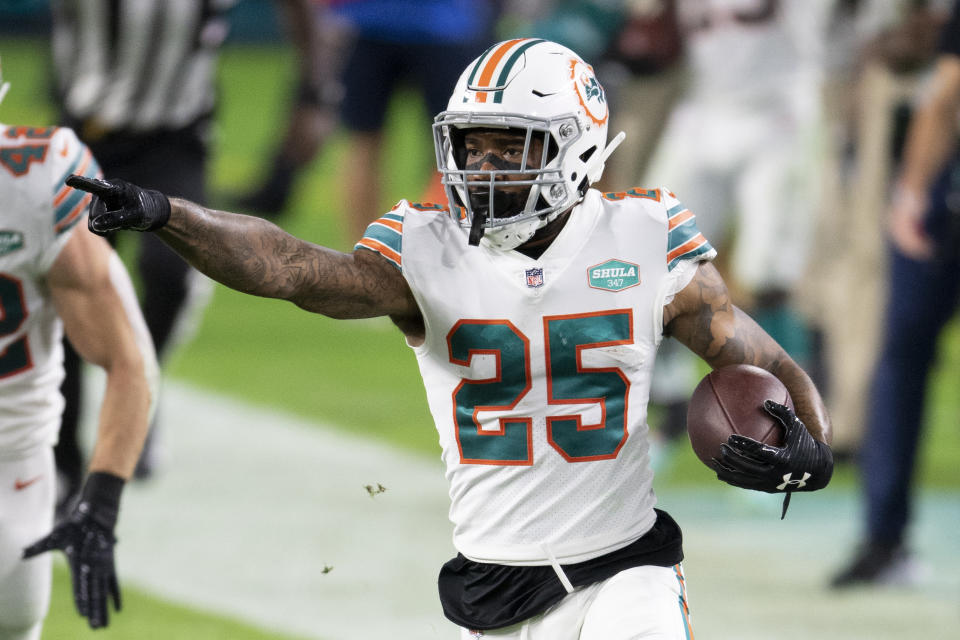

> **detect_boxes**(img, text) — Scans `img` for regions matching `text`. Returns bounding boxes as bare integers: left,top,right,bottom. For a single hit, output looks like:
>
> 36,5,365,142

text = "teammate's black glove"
713,400,833,518
23,472,125,629
66,174,170,235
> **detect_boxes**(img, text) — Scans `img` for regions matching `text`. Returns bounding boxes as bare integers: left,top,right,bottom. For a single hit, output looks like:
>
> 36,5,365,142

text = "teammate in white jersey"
0,69,157,638
65,39,833,639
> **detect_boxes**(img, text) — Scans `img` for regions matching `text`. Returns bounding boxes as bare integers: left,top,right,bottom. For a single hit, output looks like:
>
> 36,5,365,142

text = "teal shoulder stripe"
363,222,402,254
493,39,546,104
55,189,88,225
382,211,404,223
667,219,700,251
666,203,686,217
56,208,85,236
54,155,99,224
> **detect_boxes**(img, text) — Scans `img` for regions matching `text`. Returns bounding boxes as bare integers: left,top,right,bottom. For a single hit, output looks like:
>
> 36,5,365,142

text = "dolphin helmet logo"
571,60,607,126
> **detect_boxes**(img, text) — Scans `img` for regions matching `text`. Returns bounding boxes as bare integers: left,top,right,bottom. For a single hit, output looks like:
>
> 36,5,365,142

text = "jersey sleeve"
354,206,405,271
663,189,716,271
38,126,102,272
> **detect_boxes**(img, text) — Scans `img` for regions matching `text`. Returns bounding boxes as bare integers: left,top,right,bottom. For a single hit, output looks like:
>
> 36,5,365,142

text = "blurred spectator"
831,0,957,588
235,0,499,245
623,0,834,454
49,0,323,510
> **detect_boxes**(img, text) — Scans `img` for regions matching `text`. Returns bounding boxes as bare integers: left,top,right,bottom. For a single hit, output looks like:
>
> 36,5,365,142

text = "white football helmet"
433,39,624,250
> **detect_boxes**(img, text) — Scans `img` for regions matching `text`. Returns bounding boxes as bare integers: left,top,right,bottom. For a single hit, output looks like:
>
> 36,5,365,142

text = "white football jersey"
0,123,100,457
357,188,715,565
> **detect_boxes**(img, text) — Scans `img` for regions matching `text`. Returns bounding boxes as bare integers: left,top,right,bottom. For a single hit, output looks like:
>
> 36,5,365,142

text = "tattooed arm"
65,175,425,337
157,198,422,329
663,262,831,445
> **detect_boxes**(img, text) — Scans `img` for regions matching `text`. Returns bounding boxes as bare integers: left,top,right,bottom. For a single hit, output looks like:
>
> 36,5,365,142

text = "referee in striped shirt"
49,0,324,511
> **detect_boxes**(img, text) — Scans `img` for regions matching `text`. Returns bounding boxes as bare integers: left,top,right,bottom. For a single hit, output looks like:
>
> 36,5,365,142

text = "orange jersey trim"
372,217,403,233
667,209,694,230
666,233,708,264
53,148,92,206
356,237,401,267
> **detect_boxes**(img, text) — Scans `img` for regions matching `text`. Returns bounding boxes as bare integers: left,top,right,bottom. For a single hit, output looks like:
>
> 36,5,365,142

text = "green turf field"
2,34,959,639
42,563,308,640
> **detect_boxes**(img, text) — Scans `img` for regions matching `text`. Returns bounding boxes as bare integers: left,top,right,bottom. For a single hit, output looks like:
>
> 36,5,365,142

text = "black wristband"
79,471,125,531
140,188,171,231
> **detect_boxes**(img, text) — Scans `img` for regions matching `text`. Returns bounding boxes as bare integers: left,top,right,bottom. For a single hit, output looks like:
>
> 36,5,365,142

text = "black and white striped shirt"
51,0,238,135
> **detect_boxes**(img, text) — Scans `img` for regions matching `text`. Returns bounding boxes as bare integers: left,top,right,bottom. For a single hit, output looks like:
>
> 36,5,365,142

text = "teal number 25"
448,310,633,465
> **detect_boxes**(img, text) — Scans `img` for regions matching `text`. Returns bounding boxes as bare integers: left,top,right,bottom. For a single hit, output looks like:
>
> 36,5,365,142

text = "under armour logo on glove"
714,401,833,518
777,472,812,490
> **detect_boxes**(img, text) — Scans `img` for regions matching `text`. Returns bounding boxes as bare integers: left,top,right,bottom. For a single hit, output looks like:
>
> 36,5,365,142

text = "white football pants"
459,564,693,640
0,447,55,640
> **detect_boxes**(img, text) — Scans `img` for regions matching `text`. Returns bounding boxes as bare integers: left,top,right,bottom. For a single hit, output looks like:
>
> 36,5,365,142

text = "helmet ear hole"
579,146,597,164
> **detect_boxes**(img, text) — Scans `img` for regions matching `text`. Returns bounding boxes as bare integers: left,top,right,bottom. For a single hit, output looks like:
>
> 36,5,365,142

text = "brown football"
686,364,793,470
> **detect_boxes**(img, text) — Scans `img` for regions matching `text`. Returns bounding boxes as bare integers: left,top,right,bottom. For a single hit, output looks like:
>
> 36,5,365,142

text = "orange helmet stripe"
473,38,524,103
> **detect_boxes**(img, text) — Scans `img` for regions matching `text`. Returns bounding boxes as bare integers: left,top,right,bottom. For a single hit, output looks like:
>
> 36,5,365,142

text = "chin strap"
468,208,488,246
585,131,626,184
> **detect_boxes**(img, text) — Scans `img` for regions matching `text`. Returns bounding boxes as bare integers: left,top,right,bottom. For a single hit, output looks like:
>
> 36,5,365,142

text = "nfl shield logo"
525,267,544,288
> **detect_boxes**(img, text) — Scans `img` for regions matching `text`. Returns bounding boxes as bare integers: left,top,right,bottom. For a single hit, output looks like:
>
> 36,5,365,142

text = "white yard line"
94,380,458,639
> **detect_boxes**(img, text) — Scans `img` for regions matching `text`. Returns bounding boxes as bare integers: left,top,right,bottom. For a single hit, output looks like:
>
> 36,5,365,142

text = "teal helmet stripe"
465,42,500,90
492,39,547,104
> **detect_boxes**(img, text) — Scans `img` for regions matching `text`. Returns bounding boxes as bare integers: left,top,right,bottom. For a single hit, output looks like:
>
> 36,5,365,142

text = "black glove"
66,174,170,235
23,472,125,628
713,400,833,518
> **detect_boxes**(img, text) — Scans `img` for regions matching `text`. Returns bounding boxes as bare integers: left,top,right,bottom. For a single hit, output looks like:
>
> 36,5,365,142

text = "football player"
0,66,157,638
66,39,832,638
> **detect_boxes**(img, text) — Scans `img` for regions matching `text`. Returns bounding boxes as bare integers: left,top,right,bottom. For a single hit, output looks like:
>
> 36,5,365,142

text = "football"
686,364,793,470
